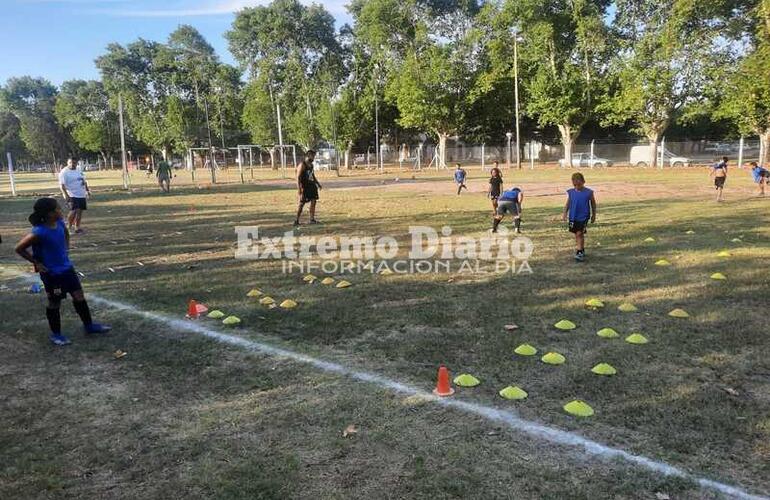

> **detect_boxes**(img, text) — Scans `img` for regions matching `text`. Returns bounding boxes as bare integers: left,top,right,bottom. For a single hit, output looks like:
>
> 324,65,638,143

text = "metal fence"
343,138,765,170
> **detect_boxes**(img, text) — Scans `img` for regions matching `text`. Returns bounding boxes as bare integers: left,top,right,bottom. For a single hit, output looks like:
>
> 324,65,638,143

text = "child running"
710,156,728,202
15,198,111,346
454,163,467,195
750,161,769,196
488,166,503,215
562,172,596,262
492,185,523,233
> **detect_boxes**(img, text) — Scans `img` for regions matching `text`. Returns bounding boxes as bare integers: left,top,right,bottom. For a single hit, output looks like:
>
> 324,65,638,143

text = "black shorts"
569,219,589,233
40,268,82,300
69,197,87,210
496,200,520,216
301,183,319,203
714,177,726,188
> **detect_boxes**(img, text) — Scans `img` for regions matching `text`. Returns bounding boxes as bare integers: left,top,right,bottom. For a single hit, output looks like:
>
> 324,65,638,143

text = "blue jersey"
713,161,727,171
567,187,593,222
454,169,466,183
752,166,768,182
32,219,72,274
499,188,521,202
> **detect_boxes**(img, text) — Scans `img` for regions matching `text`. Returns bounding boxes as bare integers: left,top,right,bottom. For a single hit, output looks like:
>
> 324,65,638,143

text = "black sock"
46,307,61,333
73,300,93,326
493,218,501,231
514,218,521,230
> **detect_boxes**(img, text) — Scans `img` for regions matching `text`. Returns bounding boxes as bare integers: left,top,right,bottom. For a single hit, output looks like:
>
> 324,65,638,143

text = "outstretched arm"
590,193,597,223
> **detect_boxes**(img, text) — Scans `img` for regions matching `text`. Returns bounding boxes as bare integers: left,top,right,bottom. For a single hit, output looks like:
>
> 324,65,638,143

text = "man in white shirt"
59,157,91,233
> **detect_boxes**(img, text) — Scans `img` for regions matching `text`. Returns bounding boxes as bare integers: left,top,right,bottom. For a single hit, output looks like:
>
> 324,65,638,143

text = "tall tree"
0,111,27,167
602,0,730,168
55,80,119,166
0,77,71,165
227,0,343,149
719,0,770,164
96,40,178,159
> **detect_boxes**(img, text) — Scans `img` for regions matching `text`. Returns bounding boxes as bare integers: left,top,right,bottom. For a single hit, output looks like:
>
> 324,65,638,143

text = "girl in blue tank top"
562,173,597,262
15,198,111,346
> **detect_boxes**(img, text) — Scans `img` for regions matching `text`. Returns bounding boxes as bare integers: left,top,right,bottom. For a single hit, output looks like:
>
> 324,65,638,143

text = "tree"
388,41,478,168
227,0,343,150
601,0,729,168
96,40,178,159
718,0,770,165
55,80,119,166
481,0,611,168
0,111,27,167
0,77,71,165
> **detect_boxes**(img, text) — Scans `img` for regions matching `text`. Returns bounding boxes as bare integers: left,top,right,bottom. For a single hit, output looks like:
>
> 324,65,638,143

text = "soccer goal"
236,144,298,179
188,147,221,183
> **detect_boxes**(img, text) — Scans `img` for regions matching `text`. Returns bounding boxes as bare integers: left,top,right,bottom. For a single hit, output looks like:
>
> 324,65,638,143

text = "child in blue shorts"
15,198,111,346
562,173,596,262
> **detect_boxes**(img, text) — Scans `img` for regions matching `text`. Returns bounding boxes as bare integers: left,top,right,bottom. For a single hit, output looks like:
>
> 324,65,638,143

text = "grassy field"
0,166,768,499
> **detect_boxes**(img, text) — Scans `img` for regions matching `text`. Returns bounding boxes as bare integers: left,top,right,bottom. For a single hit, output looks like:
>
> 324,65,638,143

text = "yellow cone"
554,319,577,330
336,280,352,288
379,268,394,276
514,344,537,356
207,310,225,319
564,400,594,417
591,363,617,376
710,272,727,280
596,327,619,339
717,251,731,258
541,352,566,365
499,386,528,400
731,238,742,243
321,277,335,285
222,315,241,326
644,237,656,242
625,333,648,345
279,299,298,309
618,303,638,312
246,289,263,297
259,296,275,305
685,230,695,234
655,259,671,266
668,308,690,318
303,274,317,283
453,374,480,387
585,298,605,308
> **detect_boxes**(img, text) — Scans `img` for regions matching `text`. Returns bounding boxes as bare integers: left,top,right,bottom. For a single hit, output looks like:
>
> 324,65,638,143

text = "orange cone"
433,365,455,397
186,299,199,319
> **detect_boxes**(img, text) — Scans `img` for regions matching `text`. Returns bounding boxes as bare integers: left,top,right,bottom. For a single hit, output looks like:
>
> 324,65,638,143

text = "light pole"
511,27,523,170
506,132,513,169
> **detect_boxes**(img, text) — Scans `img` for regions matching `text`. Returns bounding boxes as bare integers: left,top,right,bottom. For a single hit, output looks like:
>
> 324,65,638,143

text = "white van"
629,145,691,168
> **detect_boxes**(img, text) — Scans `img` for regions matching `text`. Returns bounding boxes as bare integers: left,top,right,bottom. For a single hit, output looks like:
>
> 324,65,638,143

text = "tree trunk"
269,150,276,170
437,132,449,169
558,124,580,168
162,147,170,162
760,129,770,166
345,143,352,170
646,131,661,169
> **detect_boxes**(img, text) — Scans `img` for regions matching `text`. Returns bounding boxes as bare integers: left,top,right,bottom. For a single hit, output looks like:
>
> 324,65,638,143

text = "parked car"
559,152,613,168
705,142,734,154
629,145,691,168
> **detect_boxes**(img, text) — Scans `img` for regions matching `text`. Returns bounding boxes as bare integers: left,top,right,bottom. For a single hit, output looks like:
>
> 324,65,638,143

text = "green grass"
0,167,768,499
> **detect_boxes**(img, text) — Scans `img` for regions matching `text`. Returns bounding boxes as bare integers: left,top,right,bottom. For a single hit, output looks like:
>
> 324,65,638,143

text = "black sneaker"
575,250,585,262
293,220,300,227
309,219,320,225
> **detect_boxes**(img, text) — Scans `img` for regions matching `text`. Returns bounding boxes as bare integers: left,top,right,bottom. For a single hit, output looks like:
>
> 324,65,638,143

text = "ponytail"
28,197,58,226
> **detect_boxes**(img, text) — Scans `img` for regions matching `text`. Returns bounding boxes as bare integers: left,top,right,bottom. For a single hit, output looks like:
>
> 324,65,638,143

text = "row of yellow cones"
432,365,595,417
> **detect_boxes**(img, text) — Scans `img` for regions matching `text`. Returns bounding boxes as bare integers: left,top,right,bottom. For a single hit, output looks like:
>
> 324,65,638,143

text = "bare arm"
60,183,70,201
296,163,305,191
15,233,47,272
518,192,524,211
562,196,569,221
590,193,597,223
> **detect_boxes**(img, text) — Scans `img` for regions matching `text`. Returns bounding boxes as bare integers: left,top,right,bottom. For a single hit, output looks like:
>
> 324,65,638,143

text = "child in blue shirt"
454,164,467,195
750,161,769,196
15,197,111,346
562,173,596,262
493,186,524,233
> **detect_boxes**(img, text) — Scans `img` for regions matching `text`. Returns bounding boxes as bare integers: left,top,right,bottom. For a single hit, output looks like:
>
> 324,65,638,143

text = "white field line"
80,294,768,500
3,269,766,500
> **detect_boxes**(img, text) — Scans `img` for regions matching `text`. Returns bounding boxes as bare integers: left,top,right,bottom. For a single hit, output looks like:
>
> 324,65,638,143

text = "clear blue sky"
1,0,351,86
